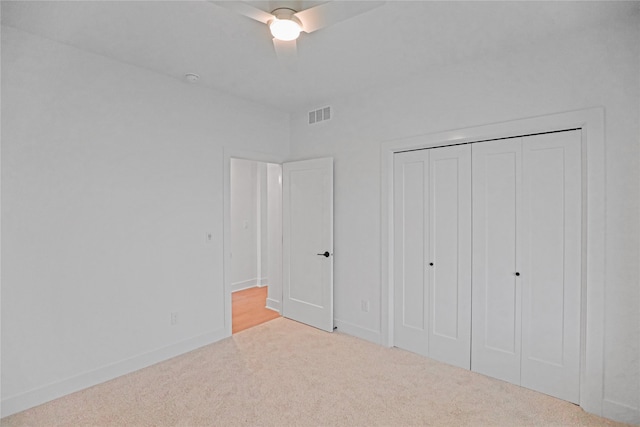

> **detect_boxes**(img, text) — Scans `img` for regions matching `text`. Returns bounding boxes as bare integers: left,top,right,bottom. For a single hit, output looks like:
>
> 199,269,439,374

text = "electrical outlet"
361,300,370,313
170,312,178,325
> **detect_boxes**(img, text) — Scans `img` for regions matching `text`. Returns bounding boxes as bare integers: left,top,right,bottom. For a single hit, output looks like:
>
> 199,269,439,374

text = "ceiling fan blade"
272,38,297,68
294,1,384,34
209,1,275,24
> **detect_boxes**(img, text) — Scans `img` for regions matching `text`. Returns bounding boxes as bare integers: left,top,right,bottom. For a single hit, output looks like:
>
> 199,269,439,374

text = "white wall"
257,162,268,285
289,15,640,424
230,159,272,291
266,163,283,312
1,26,289,415
230,158,258,290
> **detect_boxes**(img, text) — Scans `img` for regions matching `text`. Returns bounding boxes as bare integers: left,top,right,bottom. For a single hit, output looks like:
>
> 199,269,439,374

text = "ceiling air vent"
308,106,331,125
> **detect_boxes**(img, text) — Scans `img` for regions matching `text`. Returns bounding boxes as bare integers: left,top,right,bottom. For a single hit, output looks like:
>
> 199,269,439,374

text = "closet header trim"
396,127,581,154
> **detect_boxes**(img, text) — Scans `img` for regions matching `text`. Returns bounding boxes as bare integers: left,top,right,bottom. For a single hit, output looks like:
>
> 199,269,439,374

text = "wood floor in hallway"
232,286,280,334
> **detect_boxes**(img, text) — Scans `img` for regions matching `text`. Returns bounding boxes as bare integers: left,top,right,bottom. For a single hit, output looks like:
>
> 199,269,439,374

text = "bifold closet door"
471,130,582,403
519,131,581,403
393,145,471,369
428,145,472,369
394,149,429,356
471,138,523,385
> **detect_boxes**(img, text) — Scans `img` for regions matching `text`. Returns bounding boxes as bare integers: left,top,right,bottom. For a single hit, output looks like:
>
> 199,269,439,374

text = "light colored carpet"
1,318,630,426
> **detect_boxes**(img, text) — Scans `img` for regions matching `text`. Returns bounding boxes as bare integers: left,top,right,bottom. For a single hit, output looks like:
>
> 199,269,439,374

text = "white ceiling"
2,1,637,113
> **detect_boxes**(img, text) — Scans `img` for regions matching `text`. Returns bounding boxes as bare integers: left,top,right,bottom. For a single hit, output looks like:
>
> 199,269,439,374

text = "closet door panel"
393,150,430,356
428,144,472,369
471,138,522,384
520,130,581,403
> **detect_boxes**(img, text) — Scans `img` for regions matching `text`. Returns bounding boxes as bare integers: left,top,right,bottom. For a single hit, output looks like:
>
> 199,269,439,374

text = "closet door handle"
429,262,434,266
317,251,330,258
515,272,520,276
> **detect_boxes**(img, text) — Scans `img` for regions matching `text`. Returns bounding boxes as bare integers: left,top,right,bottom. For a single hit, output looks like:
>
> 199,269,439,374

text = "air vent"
308,106,331,125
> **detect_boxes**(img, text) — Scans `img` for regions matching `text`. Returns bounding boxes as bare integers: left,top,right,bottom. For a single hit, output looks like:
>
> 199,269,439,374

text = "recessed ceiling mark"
184,73,200,83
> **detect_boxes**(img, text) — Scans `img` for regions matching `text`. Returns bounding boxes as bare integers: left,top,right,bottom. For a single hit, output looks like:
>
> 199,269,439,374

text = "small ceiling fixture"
268,8,302,41
184,73,200,83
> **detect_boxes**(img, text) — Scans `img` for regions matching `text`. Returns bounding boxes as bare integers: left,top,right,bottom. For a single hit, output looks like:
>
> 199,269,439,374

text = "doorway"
223,150,335,336
230,158,283,334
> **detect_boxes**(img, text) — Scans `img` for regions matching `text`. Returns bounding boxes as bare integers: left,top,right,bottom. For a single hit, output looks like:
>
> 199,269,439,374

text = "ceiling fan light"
269,18,301,41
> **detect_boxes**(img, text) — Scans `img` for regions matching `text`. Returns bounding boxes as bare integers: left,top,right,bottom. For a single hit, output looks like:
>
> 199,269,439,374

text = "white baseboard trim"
257,277,268,287
231,279,259,292
334,319,381,345
1,328,227,418
603,398,640,424
266,298,281,312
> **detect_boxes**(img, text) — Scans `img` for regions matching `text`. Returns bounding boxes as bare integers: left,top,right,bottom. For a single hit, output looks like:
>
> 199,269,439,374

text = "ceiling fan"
210,1,384,63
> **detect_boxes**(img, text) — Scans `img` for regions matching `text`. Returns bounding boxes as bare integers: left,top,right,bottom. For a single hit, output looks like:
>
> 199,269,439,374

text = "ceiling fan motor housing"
269,7,303,40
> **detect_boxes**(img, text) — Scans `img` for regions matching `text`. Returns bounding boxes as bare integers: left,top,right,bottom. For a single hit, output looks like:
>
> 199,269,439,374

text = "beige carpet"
1,318,630,427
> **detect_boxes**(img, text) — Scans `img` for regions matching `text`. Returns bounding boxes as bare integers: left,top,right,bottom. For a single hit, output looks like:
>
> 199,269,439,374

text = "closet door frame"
381,108,604,417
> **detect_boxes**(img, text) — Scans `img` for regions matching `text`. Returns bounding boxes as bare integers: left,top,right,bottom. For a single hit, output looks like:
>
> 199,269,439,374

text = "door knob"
515,272,520,276
429,262,434,266
317,251,330,258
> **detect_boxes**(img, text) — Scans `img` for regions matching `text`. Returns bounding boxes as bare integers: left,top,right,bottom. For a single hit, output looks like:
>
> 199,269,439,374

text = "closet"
393,129,582,403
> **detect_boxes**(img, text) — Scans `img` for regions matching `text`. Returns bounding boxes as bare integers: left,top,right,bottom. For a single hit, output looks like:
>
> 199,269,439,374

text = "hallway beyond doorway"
232,287,280,334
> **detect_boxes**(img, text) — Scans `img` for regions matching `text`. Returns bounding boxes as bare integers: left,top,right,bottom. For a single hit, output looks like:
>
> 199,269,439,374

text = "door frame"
223,147,286,337
380,108,605,416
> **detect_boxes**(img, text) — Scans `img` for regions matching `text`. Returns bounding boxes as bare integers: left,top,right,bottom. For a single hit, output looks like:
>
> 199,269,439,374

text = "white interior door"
471,138,523,385
282,157,334,332
393,145,471,369
520,130,582,403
